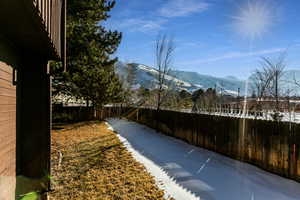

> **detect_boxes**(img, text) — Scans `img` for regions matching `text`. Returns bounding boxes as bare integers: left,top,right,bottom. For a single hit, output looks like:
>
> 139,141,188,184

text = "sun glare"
231,0,276,41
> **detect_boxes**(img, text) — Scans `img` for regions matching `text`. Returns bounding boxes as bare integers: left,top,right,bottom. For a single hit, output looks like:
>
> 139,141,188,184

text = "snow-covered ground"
107,118,300,200
180,109,300,123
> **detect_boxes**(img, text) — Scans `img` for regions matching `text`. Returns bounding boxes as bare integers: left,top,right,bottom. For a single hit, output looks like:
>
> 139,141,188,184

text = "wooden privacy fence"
126,108,300,182
52,106,95,123
52,106,300,182
52,105,131,123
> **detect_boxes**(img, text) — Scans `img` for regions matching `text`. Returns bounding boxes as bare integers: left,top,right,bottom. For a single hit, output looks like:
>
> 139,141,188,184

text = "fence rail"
53,106,300,182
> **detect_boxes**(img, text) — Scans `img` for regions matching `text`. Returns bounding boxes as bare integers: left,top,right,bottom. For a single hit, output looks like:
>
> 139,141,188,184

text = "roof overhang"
0,0,65,62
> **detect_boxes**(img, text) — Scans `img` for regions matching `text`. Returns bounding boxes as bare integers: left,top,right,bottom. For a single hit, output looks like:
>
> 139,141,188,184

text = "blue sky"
103,0,300,79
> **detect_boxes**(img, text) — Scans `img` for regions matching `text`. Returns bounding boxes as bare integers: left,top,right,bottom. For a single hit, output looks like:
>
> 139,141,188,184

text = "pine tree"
52,0,123,107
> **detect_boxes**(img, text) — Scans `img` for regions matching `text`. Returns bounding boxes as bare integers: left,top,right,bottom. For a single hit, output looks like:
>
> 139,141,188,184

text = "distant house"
0,0,66,199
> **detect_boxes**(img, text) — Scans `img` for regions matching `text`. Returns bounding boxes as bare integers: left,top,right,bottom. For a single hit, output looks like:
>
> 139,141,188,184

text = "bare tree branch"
293,73,300,88
155,34,175,110
260,55,286,119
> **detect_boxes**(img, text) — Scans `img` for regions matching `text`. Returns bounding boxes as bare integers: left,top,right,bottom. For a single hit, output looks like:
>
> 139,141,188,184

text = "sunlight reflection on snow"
197,158,211,174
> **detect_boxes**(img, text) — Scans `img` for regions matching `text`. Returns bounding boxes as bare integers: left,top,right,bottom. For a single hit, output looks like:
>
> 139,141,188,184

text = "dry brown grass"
49,121,166,200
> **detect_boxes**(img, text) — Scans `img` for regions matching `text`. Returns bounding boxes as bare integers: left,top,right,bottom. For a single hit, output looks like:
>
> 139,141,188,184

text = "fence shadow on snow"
53,105,300,182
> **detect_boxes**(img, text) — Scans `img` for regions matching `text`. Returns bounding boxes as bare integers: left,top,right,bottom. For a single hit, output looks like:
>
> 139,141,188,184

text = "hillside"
115,61,300,96
115,61,245,95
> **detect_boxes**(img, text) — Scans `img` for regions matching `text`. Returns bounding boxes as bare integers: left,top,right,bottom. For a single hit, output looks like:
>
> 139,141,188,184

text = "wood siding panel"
0,62,13,74
0,96,16,105
0,61,16,189
0,69,13,82
33,0,63,57
0,79,15,90
0,105,15,113
0,87,16,97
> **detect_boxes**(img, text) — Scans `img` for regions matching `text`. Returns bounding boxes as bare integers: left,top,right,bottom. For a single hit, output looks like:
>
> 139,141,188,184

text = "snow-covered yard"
107,118,300,200
181,109,300,123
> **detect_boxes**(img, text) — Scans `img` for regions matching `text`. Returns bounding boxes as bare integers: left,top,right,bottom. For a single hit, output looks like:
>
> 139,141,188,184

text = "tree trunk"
157,90,161,111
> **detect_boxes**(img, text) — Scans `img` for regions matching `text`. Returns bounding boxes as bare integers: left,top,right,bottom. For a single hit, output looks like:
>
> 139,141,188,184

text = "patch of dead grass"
50,121,167,200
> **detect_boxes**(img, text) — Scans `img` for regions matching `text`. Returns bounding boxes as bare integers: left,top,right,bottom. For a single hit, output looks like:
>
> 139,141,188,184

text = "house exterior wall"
17,57,51,179
0,39,18,200
0,0,65,198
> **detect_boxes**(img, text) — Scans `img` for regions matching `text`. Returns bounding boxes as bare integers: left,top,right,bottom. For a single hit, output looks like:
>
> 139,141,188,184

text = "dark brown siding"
0,61,16,199
33,0,64,57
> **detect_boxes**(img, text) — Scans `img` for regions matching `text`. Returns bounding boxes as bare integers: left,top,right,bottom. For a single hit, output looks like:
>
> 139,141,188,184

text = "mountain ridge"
115,61,300,96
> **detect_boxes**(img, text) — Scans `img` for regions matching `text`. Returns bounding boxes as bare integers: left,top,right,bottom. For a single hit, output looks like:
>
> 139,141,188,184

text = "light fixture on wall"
13,67,17,86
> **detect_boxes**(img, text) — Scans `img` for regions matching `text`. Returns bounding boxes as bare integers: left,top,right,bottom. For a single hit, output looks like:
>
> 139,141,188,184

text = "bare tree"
155,34,175,111
258,55,286,121
250,61,273,118
251,66,273,100
261,55,286,112
250,54,286,120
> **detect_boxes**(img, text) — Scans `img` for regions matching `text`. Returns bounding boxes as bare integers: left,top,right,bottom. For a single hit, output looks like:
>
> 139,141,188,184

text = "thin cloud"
159,0,210,18
182,41,204,48
111,18,167,33
180,48,286,65
176,41,205,52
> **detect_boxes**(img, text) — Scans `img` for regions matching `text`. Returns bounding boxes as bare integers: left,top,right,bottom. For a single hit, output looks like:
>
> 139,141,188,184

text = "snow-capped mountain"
115,61,245,95
115,61,300,96
169,70,245,95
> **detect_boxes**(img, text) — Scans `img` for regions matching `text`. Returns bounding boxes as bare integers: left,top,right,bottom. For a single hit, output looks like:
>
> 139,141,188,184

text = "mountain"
115,62,245,95
115,61,300,96
169,70,245,95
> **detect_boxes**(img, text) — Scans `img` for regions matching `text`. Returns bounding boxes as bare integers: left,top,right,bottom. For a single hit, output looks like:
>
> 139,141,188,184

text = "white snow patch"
137,64,192,87
224,89,238,96
137,64,157,73
131,84,141,90
106,119,300,200
194,84,204,88
105,121,199,200
163,74,192,87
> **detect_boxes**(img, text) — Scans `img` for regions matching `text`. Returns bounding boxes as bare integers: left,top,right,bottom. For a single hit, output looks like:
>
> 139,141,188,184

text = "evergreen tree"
192,89,204,103
126,63,137,88
52,0,123,107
